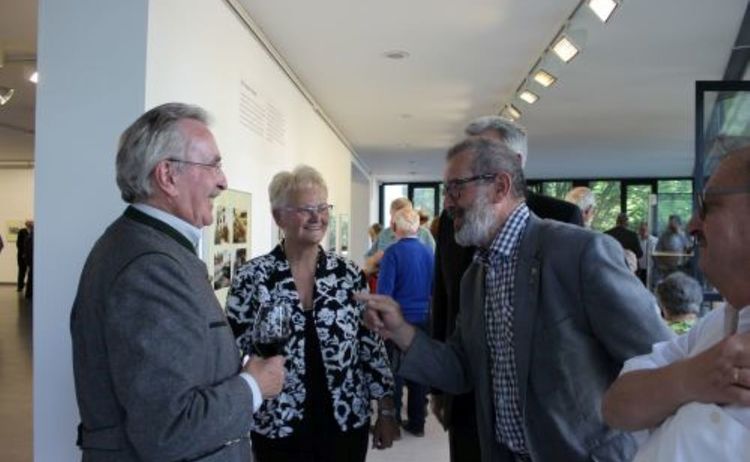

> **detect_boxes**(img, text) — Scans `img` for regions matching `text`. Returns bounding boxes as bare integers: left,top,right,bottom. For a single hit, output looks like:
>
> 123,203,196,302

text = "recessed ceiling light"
502,104,521,120
383,50,410,60
552,36,579,63
29,71,38,84
533,69,557,87
519,90,539,104
588,0,618,23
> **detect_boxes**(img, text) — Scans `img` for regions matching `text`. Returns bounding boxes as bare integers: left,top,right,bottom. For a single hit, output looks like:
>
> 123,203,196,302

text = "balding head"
688,145,750,307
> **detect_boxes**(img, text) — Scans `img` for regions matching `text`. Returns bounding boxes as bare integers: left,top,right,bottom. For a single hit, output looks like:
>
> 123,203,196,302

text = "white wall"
35,0,362,460
0,168,34,283
146,0,353,259
35,0,149,460
349,163,371,267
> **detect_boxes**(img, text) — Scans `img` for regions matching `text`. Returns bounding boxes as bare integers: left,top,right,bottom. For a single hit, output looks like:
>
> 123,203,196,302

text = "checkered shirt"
475,203,530,457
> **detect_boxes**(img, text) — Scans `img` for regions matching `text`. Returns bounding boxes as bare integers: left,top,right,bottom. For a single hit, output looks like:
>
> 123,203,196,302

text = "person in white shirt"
602,145,750,460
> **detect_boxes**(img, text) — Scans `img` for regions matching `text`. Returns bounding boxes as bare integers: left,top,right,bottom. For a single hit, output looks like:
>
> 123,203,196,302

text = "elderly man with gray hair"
565,186,597,228
358,137,671,461
603,145,750,460
70,103,285,461
377,207,435,437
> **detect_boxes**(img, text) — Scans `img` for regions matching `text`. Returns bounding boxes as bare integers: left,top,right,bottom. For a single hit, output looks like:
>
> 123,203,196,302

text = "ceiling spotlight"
501,104,521,120
552,35,580,63
533,69,557,87
0,86,15,106
588,0,618,23
29,71,38,84
519,90,539,104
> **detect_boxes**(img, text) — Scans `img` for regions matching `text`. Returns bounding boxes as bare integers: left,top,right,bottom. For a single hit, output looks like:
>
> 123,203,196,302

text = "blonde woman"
227,165,397,461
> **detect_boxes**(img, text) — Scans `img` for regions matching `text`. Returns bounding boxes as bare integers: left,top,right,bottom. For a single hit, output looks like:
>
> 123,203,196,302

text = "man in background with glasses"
70,103,285,461
359,137,671,461
603,145,750,459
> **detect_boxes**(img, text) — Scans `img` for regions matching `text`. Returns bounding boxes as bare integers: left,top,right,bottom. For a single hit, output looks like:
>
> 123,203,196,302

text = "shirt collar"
131,203,202,249
476,203,529,266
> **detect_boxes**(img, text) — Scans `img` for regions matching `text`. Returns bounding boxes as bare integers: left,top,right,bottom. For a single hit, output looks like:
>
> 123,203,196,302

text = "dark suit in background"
430,192,583,462
604,225,643,259
16,226,29,292
526,191,583,227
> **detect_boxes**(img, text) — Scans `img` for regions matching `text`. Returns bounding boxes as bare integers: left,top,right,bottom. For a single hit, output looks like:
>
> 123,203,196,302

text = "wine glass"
252,301,292,358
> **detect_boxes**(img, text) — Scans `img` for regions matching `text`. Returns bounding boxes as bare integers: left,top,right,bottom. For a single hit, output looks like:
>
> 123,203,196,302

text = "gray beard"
454,193,497,247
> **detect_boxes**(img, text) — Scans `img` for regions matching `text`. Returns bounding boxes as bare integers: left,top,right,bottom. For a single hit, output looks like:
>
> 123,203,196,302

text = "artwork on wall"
327,213,337,252
203,189,252,292
339,213,350,258
5,220,25,242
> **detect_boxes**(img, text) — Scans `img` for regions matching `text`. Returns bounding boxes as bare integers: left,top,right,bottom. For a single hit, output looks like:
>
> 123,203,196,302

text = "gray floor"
0,284,33,462
366,405,450,462
0,283,449,462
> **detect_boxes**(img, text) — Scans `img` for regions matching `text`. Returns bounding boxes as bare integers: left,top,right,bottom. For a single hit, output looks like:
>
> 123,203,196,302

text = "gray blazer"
71,207,255,462
401,213,672,462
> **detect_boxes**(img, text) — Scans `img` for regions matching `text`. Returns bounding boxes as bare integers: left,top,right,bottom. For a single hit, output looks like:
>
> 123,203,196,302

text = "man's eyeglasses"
443,174,497,200
167,158,223,173
283,203,334,217
695,185,750,220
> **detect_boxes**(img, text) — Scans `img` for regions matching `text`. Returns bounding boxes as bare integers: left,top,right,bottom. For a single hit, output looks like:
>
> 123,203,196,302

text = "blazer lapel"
513,214,542,410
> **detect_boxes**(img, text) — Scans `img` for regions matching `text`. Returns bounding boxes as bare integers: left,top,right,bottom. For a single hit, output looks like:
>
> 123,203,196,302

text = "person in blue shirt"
364,197,435,276
377,207,435,436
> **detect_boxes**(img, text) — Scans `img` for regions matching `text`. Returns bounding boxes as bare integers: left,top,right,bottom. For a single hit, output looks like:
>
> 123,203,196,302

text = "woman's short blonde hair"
268,165,328,210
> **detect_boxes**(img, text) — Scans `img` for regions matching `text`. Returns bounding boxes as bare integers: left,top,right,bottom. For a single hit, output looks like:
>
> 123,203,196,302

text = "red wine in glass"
253,302,291,358
254,338,286,358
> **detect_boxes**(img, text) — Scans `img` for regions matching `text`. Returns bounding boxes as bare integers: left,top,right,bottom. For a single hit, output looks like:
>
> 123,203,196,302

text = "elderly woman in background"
655,271,703,334
227,165,397,462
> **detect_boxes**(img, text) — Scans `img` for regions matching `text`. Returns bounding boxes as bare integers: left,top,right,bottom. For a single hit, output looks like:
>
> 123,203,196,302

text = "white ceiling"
238,0,748,180
1,0,746,179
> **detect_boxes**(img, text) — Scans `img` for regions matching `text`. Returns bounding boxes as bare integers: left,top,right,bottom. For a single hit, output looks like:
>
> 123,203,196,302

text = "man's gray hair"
446,138,526,199
656,272,703,316
393,208,420,236
465,115,528,165
565,187,596,212
116,102,209,203
268,164,328,210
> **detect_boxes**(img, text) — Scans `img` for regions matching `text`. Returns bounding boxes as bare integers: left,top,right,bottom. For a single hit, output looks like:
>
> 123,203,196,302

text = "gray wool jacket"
401,213,672,462
71,207,254,462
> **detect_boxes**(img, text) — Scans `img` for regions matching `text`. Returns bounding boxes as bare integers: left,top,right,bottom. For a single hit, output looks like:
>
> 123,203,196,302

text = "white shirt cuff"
240,372,262,413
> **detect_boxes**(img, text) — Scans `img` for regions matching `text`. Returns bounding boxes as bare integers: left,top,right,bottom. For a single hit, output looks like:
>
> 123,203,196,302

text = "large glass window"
541,181,573,200
626,184,652,228
412,187,436,221
382,184,407,223
656,180,693,234
590,181,621,231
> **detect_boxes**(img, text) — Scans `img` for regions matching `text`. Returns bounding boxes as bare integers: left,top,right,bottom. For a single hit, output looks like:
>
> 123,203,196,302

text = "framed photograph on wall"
5,220,25,242
339,213,350,257
202,189,252,299
327,213,337,252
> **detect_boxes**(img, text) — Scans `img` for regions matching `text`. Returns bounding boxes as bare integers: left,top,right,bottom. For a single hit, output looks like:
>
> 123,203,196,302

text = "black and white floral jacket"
226,244,394,438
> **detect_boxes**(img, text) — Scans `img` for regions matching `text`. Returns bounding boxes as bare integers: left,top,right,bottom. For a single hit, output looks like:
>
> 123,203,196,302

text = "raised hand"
354,292,416,350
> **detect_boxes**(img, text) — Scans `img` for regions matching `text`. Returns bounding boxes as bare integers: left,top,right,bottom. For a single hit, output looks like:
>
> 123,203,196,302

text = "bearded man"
357,138,671,462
